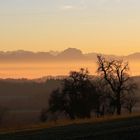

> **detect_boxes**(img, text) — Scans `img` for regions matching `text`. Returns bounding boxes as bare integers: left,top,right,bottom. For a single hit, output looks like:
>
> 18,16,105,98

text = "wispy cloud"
59,0,87,11
60,5,75,10
59,0,123,11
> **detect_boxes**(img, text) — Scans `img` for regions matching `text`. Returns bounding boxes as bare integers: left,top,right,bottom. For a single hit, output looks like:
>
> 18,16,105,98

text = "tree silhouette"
97,55,136,115
48,68,99,119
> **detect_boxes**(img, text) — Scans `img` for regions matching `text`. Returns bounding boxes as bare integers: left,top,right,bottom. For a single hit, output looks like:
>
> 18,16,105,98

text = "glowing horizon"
0,61,139,79
0,0,140,55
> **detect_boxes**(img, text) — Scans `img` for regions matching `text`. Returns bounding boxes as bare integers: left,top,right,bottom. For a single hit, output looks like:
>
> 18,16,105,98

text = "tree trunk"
116,92,121,115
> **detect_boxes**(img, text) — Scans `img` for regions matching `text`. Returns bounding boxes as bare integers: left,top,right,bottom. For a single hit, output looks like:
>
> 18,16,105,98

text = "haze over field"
0,48,139,79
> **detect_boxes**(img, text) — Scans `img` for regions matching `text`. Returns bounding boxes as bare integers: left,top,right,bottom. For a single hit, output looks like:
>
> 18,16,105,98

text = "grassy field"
0,114,140,140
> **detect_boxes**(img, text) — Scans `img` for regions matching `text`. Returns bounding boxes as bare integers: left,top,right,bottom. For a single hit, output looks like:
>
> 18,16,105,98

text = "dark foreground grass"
0,115,140,140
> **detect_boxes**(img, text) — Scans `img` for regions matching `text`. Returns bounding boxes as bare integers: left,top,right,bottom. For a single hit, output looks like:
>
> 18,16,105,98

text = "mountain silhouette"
57,48,85,60
0,48,139,62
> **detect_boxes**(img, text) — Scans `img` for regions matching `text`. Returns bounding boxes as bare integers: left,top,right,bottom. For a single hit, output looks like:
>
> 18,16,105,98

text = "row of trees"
41,55,137,121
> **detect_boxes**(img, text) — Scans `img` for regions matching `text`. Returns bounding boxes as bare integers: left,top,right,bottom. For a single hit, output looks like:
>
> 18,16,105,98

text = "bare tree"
97,55,136,115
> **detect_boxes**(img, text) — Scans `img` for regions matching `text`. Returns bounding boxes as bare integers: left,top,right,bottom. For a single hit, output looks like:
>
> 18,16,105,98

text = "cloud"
59,0,123,11
60,5,75,10
59,0,87,11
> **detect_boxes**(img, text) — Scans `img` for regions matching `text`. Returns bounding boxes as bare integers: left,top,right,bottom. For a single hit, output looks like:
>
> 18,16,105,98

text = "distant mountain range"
0,48,139,62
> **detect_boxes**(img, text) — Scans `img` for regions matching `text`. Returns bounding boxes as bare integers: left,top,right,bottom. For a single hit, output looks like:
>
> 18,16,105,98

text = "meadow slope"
0,115,140,140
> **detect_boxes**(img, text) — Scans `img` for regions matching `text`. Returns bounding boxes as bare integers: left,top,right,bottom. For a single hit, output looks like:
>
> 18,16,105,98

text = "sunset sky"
0,0,140,55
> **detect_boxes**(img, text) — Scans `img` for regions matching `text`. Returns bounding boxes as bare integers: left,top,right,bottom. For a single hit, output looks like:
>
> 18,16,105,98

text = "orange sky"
0,0,140,55
0,0,140,78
